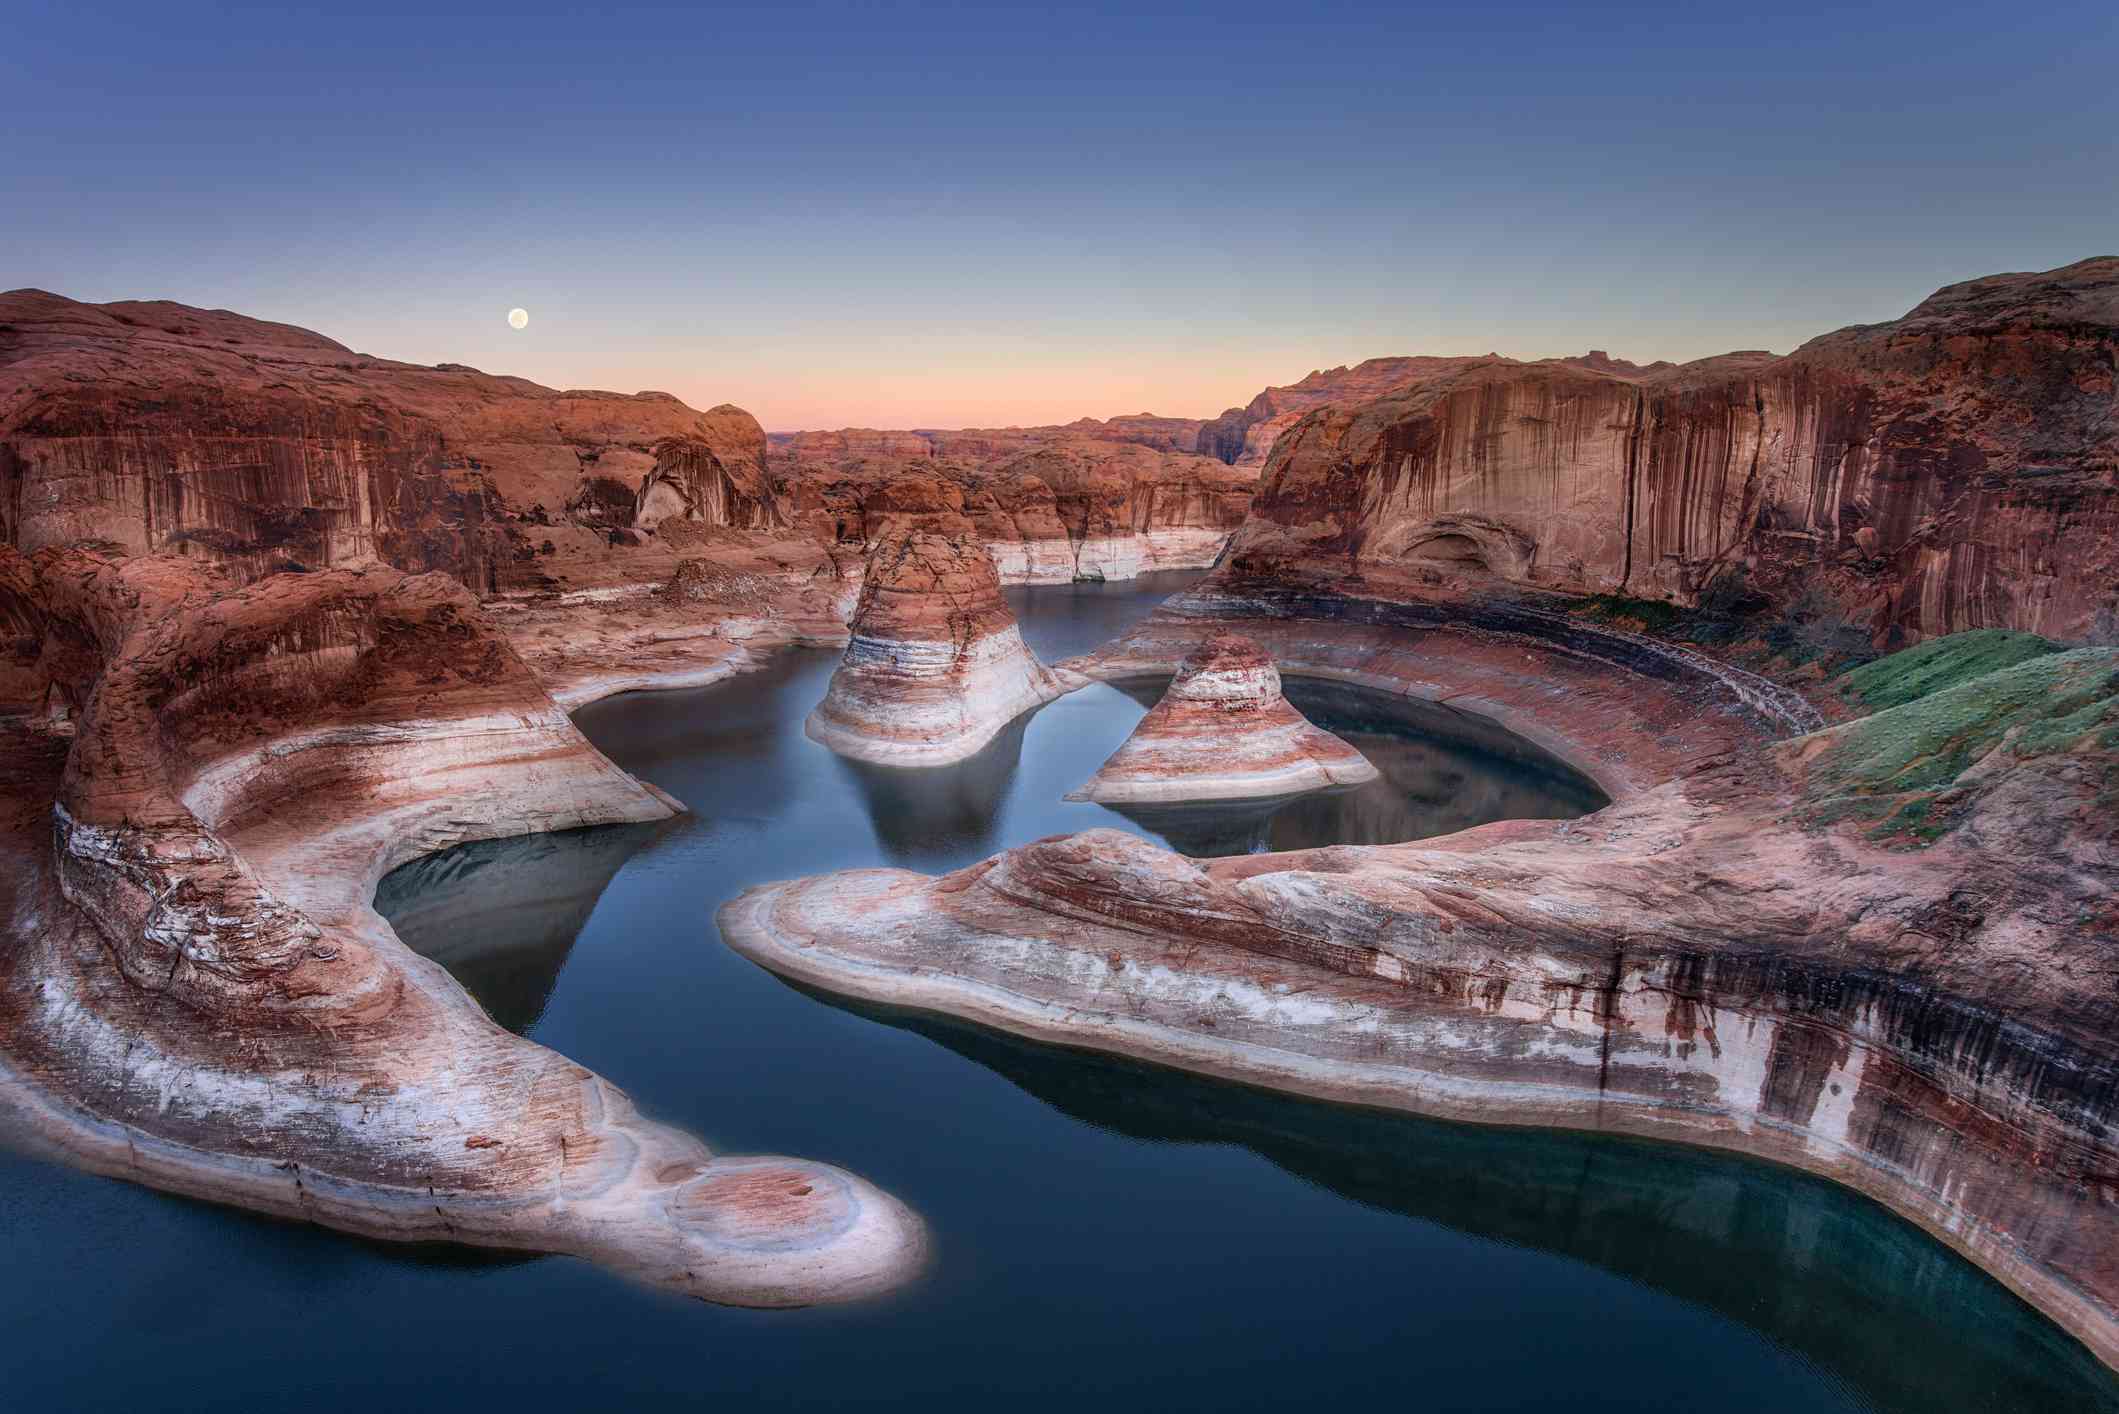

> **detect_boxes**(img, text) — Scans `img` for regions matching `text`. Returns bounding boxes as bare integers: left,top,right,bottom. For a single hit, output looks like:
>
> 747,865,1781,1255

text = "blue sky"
7,1,2115,428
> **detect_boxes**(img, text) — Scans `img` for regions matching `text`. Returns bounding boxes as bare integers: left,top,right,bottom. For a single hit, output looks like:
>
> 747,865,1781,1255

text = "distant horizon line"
22,249,2117,434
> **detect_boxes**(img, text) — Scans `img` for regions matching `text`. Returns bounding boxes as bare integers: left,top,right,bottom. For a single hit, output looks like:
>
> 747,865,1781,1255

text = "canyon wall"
0,291,780,593
774,440,1256,582
1232,257,2119,643
725,583,2119,1366
769,412,1206,463
0,290,1257,598
18,256,2111,636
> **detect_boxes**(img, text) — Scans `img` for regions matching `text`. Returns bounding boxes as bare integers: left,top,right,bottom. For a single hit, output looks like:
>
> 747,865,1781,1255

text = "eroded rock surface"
1068,632,1376,803
807,532,1074,765
727,583,2119,1366
0,290,780,592
0,544,925,1304
1232,257,2119,642
774,439,1255,583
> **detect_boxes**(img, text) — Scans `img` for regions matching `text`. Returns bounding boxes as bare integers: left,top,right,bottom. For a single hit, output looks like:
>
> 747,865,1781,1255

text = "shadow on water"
821,990,2119,1414
1101,795,1298,856
375,821,666,1032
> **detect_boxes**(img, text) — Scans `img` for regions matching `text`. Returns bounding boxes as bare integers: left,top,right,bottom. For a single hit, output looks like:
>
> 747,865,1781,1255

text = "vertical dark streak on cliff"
1620,391,1644,591
1597,944,1626,1101
0,445,22,549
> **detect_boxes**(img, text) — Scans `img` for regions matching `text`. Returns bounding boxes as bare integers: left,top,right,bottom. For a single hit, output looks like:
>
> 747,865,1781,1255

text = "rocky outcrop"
1195,356,1493,467
1232,256,2119,643
725,580,2119,1367
775,440,1256,583
0,544,925,1303
1067,633,1376,803
496,528,863,708
989,441,1254,581
0,290,780,592
806,532,1073,765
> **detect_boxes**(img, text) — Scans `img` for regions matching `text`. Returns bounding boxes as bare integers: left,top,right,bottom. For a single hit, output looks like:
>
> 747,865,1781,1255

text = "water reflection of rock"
1106,674,1608,856
833,998,2118,1414
375,822,662,1033
576,649,819,782
833,711,1030,864
1105,797,1290,856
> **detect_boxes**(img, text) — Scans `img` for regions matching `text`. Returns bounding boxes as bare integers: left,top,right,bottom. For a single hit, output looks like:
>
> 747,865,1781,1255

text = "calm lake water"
3,570,2114,1412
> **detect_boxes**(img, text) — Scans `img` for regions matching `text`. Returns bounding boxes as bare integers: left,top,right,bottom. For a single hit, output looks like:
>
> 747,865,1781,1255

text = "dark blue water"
3,571,2113,1412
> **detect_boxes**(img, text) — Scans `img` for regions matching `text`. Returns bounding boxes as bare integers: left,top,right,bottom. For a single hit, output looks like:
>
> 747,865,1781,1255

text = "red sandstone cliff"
0,291,1259,597
806,531,1070,764
773,439,1255,581
1228,257,2119,643
0,291,780,592
769,412,1205,463
1194,357,1495,467
13,257,2116,639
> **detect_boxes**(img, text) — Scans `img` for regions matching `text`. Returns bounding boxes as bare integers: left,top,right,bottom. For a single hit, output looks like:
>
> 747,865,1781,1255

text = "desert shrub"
1696,564,1764,618
1574,593,1682,634
1766,585,1874,670
1812,649,2119,800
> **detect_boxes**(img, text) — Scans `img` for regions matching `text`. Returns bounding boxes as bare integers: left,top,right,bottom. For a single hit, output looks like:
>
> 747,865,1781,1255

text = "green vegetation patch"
1804,647,2119,843
1833,628,2065,712
1573,592,1682,634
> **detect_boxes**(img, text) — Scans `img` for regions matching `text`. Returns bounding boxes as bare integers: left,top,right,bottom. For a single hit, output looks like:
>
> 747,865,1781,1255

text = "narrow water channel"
2,572,2112,1413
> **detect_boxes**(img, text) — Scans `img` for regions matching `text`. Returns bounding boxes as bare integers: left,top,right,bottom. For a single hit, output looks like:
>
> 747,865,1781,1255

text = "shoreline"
714,578,2119,1372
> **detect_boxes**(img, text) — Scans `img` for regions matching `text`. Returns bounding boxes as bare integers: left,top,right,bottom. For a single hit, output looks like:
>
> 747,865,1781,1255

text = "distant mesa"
1067,632,1376,804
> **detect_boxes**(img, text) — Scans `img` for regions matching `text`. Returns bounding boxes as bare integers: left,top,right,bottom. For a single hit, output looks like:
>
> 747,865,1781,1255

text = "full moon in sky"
507,307,529,330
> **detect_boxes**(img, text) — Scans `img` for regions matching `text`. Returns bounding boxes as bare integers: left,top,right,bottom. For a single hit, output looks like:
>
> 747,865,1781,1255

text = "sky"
6,1,2115,431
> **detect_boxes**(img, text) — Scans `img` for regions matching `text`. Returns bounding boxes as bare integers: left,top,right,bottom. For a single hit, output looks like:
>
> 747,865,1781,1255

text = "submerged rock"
1068,633,1375,803
806,532,1073,766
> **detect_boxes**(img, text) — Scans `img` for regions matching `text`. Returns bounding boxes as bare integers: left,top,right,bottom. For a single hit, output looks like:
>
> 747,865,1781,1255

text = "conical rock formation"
1068,633,1375,803
807,532,1071,766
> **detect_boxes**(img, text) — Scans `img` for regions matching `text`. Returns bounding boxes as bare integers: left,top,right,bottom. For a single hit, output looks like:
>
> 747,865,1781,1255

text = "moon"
507,307,529,330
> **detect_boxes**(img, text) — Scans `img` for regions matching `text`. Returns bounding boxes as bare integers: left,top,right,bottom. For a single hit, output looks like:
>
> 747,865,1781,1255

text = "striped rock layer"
727,582,2119,1371
806,532,1070,766
0,544,926,1305
1068,632,1376,803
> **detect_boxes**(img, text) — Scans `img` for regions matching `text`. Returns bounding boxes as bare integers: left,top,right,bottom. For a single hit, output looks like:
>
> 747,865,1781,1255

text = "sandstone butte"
1,255,2117,1355
1066,632,1377,803
806,531,1075,766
